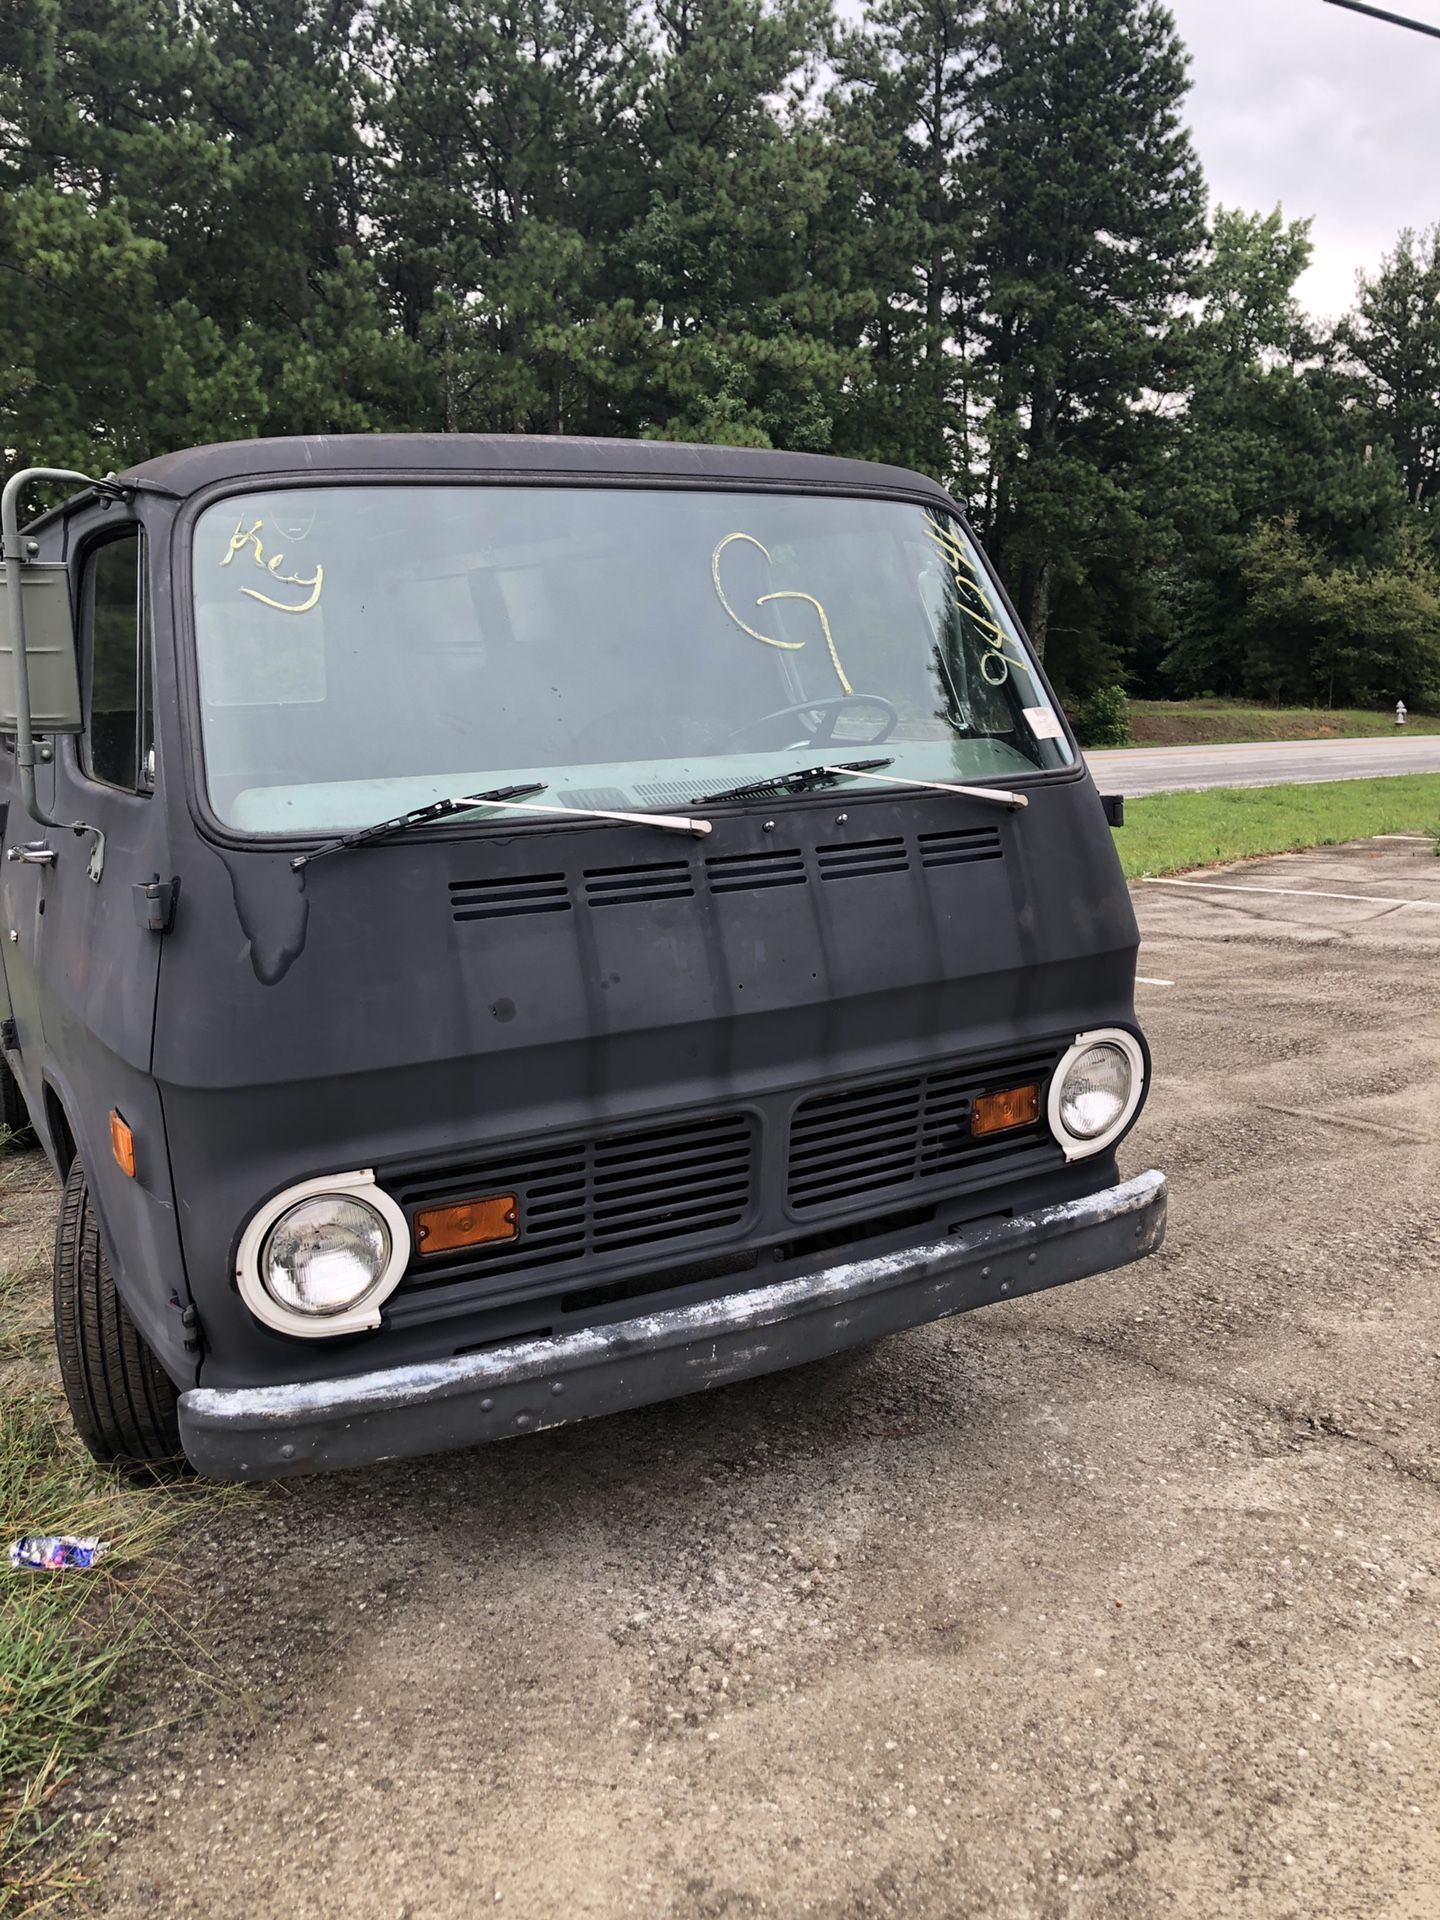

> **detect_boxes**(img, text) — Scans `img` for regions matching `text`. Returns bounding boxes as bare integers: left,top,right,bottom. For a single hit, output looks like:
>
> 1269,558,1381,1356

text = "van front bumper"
179,1168,1167,1481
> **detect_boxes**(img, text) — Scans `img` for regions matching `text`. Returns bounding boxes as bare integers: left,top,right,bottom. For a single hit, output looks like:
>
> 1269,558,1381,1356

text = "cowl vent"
706,849,807,894
450,873,571,922
583,861,695,907
817,837,909,880
918,826,1003,868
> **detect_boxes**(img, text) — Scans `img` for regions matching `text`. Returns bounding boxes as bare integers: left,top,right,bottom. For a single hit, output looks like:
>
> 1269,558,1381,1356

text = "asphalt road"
14,838,1440,1919
1087,731,1440,796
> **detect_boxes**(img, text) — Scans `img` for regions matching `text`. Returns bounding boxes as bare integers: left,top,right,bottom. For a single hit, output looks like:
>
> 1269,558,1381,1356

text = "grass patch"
0,1201,244,1914
0,1397,185,1913
1115,774,1440,879
1123,699,1440,749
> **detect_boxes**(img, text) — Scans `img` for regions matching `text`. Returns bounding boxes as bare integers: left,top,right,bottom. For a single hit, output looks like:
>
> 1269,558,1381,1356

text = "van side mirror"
2,465,115,881
0,562,82,733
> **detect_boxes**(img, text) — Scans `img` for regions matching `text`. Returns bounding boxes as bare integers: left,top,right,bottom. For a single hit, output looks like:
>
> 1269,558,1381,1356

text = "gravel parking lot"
26,837,1440,1920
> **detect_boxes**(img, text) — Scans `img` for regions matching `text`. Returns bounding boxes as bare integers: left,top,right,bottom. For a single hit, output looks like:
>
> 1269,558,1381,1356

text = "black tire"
0,1053,34,1141
53,1158,186,1473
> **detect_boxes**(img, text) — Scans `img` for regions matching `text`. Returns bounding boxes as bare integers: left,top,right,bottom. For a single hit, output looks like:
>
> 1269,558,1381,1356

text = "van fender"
39,1061,198,1387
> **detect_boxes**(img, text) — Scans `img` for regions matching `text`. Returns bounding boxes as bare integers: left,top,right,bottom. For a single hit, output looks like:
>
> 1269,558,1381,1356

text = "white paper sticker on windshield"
1023,704,1065,741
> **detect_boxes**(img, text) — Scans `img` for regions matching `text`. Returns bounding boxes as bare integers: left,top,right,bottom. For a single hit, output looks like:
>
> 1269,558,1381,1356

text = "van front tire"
53,1160,186,1474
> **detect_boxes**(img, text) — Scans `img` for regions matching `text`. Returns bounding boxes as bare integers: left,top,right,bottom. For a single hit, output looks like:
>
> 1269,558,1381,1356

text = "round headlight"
261,1195,392,1316
1058,1042,1134,1141
1047,1029,1146,1160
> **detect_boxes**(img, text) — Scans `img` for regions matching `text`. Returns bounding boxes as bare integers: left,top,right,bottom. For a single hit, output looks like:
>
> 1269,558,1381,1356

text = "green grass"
0,1171,243,1916
1116,773,1440,879
0,1397,192,1914
1123,699,1440,749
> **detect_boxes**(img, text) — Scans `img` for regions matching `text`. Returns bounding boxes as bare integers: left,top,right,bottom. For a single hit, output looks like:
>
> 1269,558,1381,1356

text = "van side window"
84,529,154,792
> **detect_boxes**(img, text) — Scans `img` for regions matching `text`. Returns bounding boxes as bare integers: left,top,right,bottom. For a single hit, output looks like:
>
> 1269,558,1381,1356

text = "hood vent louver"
706,848,807,894
583,860,695,907
817,837,910,880
450,872,572,922
918,825,1004,868
450,819,1005,921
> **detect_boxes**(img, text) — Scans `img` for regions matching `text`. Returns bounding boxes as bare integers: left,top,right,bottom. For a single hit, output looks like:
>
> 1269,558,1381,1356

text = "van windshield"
191,484,1073,833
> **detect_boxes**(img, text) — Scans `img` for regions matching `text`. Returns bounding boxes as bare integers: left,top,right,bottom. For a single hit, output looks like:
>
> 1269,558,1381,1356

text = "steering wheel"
724,695,899,752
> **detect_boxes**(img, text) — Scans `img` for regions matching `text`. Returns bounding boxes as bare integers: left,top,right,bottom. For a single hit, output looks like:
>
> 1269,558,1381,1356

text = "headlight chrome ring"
236,1171,410,1338
1047,1028,1146,1161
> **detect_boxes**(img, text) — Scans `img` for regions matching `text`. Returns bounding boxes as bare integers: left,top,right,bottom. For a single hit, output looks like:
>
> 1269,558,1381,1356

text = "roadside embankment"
1124,699,1440,747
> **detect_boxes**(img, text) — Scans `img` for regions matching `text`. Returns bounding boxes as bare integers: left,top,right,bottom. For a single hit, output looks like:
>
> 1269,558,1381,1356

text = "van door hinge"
133,876,179,934
0,1018,15,1051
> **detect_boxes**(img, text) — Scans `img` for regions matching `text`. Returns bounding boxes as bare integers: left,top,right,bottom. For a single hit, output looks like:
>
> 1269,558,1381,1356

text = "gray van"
0,436,1165,1479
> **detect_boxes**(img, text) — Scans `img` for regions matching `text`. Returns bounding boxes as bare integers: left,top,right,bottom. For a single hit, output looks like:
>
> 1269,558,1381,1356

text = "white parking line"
1142,878,1439,909
1373,834,1432,843
1135,975,1175,987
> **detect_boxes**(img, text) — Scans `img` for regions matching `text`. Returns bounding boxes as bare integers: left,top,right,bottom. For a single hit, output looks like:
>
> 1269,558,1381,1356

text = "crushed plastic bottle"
8,1535,109,1572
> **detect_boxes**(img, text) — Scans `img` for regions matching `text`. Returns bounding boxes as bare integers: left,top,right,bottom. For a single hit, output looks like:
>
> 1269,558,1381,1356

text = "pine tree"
967,0,1204,670
603,0,856,449
822,0,980,479
0,0,264,467
362,0,648,435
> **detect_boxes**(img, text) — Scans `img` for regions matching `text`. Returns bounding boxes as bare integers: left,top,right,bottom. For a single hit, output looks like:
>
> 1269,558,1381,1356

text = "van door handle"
7,843,55,866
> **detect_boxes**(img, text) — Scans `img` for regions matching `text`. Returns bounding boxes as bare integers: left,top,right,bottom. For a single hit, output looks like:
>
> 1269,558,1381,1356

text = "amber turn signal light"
970,1083,1040,1139
110,1109,136,1179
414,1194,518,1255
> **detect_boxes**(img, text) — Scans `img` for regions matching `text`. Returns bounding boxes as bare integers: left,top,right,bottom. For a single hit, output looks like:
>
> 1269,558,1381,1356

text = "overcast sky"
1169,0,1440,319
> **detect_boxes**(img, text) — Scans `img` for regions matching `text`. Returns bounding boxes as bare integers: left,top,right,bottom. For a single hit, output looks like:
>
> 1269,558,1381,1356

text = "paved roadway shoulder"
1086,732,1440,796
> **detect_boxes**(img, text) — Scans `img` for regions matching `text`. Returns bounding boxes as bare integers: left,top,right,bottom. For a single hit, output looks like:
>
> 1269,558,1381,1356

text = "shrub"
1076,684,1132,748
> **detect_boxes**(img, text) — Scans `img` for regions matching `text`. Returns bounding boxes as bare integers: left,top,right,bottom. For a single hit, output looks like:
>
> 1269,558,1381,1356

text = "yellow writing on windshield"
221,519,324,614
923,515,1027,686
711,533,853,695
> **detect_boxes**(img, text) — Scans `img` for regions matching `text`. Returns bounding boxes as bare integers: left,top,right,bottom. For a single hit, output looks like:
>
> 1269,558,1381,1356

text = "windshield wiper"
294,784,715,867
818,767,1029,812
292,784,548,869
693,759,894,808
461,797,712,837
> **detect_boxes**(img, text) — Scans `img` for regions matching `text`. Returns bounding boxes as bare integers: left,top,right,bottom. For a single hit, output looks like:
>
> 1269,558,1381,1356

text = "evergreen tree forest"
3,0,1439,705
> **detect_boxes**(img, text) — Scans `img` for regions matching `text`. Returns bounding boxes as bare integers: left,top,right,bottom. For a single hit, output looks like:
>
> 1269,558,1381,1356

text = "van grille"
786,1049,1057,1211
388,1112,757,1292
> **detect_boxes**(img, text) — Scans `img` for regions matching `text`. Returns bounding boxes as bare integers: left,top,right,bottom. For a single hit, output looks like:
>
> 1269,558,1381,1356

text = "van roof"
122,433,951,504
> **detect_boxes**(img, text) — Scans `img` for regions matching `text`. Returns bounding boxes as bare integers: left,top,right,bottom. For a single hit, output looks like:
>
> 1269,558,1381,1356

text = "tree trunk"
443,312,459,434
1023,370,1060,658
1027,557,1052,661
924,42,946,475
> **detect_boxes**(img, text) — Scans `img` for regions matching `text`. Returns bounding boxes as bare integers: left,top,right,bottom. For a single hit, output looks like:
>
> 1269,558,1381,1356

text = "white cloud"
1170,0,1440,318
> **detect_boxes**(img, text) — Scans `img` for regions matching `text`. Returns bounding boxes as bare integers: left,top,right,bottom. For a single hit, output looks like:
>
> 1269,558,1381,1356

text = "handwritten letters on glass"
221,520,324,614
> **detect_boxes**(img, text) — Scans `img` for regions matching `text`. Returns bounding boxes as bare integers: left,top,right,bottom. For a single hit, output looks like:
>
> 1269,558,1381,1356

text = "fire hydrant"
1396,701,1408,728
